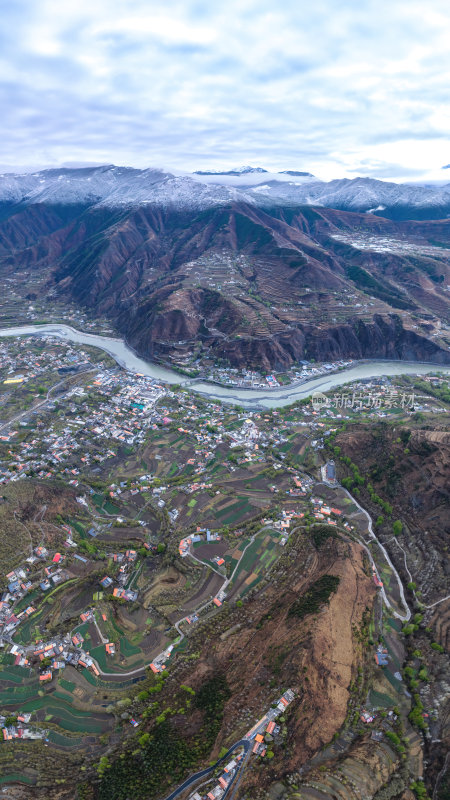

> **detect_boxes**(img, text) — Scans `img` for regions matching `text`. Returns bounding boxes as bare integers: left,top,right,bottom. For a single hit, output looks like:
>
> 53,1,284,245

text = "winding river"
1,323,448,409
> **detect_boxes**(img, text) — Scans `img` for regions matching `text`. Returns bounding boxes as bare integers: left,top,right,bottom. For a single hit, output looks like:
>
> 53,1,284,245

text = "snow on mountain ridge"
0,165,450,214
194,165,268,175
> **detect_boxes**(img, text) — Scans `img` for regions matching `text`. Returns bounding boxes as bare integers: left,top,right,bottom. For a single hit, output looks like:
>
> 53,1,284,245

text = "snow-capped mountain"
0,165,248,209
190,166,318,188
246,176,450,213
194,165,268,175
1,164,450,218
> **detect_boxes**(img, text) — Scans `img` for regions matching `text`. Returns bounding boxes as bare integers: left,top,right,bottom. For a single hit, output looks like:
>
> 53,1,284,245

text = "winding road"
336,485,412,621
162,740,250,800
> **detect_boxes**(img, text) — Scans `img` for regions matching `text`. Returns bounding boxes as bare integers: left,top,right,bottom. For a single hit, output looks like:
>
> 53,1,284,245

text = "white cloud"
1,0,449,180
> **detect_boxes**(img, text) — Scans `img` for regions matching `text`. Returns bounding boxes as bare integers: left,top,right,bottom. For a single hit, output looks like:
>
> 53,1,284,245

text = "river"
1,323,448,409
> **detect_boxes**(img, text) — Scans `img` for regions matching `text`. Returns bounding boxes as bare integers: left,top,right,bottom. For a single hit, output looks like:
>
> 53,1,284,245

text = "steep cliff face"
122,311,449,371
0,199,449,369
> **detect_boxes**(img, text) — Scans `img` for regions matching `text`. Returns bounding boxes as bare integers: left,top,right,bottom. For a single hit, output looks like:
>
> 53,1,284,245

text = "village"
181,359,356,390
0,333,446,793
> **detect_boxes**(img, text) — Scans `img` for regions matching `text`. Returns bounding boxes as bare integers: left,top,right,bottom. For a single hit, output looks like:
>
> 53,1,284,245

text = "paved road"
162,740,250,800
225,744,252,800
317,481,411,622
423,593,450,609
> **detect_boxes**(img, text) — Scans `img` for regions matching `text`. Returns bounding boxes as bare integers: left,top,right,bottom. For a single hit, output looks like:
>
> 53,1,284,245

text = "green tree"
97,756,110,777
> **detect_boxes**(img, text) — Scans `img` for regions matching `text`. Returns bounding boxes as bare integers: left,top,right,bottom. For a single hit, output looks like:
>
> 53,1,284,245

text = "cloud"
1,0,450,180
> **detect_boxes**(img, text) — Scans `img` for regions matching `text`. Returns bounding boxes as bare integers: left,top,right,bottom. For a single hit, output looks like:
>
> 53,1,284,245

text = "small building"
326,461,336,481
100,576,113,589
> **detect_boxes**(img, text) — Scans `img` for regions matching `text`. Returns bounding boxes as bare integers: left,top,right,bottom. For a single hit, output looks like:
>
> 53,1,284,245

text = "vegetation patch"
96,674,230,800
312,525,338,549
288,575,340,620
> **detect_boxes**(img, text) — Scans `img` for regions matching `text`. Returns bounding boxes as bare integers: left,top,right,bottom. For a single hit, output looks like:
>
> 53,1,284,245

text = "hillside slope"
0,195,449,370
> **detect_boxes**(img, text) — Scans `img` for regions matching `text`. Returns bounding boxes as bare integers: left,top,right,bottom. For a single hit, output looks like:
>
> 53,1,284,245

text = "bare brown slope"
173,535,374,780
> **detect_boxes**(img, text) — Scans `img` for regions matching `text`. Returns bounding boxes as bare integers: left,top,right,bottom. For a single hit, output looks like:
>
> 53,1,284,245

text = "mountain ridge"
1,165,450,219
0,194,449,371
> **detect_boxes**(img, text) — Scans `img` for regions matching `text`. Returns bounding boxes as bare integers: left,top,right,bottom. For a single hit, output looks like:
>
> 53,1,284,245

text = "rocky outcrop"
122,311,450,370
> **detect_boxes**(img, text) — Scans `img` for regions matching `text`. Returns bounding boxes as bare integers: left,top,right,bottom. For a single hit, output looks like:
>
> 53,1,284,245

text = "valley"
0,169,449,375
0,167,449,800
0,330,448,800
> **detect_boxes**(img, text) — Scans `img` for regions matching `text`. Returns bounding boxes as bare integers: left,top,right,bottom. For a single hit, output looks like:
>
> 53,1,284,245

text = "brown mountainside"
0,201,449,368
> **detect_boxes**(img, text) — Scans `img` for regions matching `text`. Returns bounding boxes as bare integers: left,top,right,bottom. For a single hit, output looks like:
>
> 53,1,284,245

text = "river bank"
1,323,449,409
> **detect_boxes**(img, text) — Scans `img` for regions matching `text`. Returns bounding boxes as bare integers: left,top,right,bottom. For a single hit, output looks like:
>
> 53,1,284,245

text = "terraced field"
20,695,110,734
191,527,284,603
227,529,282,599
213,495,257,525
0,773,36,786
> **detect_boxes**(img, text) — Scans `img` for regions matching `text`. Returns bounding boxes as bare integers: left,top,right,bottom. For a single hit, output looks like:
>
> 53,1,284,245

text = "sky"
1,0,449,181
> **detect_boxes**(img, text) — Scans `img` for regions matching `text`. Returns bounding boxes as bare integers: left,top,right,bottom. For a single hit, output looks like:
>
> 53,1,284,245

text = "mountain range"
0,164,449,370
1,164,450,218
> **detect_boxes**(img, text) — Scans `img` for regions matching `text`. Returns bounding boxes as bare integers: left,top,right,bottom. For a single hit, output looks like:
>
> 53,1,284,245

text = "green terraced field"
20,696,107,733
369,688,396,708
234,537,263,575
68,518,87,539
80,668,144,689
47,730,82,747
0,774,35,786
0,666,32,683
383,668,404,694
386,616,402,632
214,497,254,524
59,678,75,693
89,644,109,671
14,589,40,612
0,682,41,705
119,636,143,657
13,608,46,644
103,500,120,515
